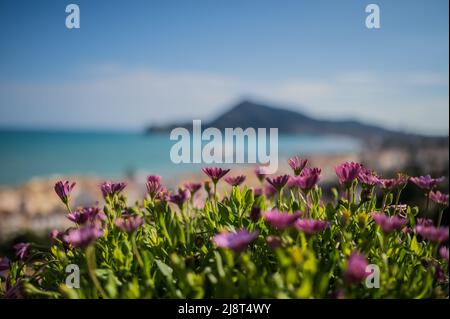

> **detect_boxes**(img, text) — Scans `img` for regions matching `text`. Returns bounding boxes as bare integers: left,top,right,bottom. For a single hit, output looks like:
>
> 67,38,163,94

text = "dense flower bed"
0,157,448,298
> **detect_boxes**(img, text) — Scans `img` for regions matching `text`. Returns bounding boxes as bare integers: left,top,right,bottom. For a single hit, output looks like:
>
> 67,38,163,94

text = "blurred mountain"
147,100,448,146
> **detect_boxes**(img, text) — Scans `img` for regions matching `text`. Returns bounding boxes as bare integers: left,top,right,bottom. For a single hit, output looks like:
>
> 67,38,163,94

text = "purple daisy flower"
295,219,330,234
371,212,408,233
169,188,190,208
63,225,104,249
265,175,290,192
14,243,31,260
115,215,144,233
294,167,321,192
184,182,202,196
100,181,127,198
146,175,162,198
344,252,369,284
224,175,246,186
357,169,379,187
415,225,449,243
288,156,308,176
213,229,258,252
54,180,76,205
202,167,230,184
262,210,302,229
430,191,449,207
66,207,102,225
254,167,268,183
410,175,445,192
335,162,363,186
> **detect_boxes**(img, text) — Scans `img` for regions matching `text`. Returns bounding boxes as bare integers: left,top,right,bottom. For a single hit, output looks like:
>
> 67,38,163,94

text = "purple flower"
54,180,76,205
416,218,434,227
430,191,449,207
63,225,104,249
294,168,321,192
266,236,282,250
410,175,445,192
0,256,10,272
202,167,230,184
100,181,127,198
288,156,308,176
49,229,62,244
184,182,202,196
146,175,162,198
169,188,190,208
344,252,369,284
14,243,31,260
371,212,408,233
115,215,144,233
265,175,290,192
213,229,258,252
335,162,362,186
440,246,449,262
254,167,268,183
253,187,263,197
263,210,302,229
66,207,102,225
264,184,277,198
224,175,246,186
155,186,170,202
358,169,379,187
415,225,449,243
295,219,330,234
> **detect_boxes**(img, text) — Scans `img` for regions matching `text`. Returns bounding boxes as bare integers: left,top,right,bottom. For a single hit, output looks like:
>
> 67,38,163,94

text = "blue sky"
0,0,448,134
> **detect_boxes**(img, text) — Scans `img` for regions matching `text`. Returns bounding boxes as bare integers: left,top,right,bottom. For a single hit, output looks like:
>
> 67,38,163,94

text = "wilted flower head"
265,175,290,192
213,229,258,252
224,175,246,186
63,225,104,249
54,180,76,205
410,175,445,192
14,243,31,260
429,191,449,207
371,212,408,233
249,206,261,222
146,175,162,198
294,167,321,192
100,181,127,198
202,167,230,184
254,167,268,183
344,252,369,284
440,246,449,262
266,236,282,250
0,256,10,272
66,207,102,225
335,162,362,186
415,225,449,243
169,188,190,208
288,156,308,176
184,182,202,196
204,181,212,196
358,169,379,187
115,215,144,233
263,210,302,229
295,219,330,234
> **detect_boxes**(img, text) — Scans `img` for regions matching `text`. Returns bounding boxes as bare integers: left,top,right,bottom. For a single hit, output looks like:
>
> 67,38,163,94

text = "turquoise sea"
0,130,361,185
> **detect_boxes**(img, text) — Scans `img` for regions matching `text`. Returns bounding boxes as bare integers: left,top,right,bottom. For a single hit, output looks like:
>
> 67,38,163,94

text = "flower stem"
86,245,107,298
